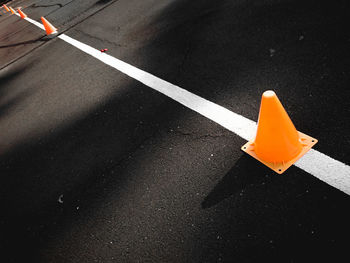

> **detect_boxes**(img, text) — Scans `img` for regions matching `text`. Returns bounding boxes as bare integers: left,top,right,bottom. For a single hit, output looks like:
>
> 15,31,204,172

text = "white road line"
58,33,258,142
11,13,44,29
25,17,45,30
17,15,350,195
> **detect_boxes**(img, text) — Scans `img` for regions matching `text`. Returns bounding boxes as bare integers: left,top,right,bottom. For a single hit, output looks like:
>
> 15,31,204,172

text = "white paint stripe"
24,16,45,30
19,16,350,195
295,150,350,195
14,13,45,30
58,33,257,142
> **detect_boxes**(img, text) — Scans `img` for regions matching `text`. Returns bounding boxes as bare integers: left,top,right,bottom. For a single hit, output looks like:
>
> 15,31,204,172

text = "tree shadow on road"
0,63,36,120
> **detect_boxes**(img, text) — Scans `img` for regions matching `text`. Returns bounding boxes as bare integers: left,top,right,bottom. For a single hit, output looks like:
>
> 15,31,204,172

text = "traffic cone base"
242,131,317,174
241,90,318,174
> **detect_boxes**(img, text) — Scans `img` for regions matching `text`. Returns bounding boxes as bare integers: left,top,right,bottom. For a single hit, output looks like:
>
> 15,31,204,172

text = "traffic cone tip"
263,90,275,97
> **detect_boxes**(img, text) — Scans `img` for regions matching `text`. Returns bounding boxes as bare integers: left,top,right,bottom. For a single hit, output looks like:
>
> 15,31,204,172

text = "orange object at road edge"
3,4,10,12
241,90,317,174
17,8,27,19
9,6,16,14
41,16,57,35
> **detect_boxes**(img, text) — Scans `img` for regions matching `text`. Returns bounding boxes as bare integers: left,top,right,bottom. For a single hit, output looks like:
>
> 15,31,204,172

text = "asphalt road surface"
1,0,350,262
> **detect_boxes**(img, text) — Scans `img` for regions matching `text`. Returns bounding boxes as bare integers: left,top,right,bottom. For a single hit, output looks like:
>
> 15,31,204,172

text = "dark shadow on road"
0,36,47,49
0,73,174,262
31,3,63,8
131,0,350,164
202,155,271,209
0,90,33,119
0,67,23,93
0,0,350,262
95,0,113,5
0,61,37,119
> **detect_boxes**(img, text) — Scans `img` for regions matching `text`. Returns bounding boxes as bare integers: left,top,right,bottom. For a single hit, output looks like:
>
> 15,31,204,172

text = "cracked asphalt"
1,0,350,262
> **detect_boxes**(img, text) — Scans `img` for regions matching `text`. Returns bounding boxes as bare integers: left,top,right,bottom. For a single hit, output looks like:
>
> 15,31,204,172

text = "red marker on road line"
100,48,108,53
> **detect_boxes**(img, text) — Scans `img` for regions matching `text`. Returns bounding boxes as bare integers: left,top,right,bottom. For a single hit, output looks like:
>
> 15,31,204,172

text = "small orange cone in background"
241,90,317,174
17,8,27,19
3,4,10,12
41,16,57,35
9,6,16,14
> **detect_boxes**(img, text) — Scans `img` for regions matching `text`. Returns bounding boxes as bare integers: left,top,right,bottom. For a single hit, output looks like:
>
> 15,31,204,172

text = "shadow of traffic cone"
9,6,16,14
17,8,27,19
41,16,57,35
3,4,10,12
241,90,317,174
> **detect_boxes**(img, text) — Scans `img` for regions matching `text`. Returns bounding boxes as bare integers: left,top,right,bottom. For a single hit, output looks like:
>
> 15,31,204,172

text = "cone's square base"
241,131,318,174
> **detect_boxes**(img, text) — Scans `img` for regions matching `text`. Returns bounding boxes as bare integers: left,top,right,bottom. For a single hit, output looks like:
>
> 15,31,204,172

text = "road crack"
170,130,228,140
31,3,63,8
74,28,124,48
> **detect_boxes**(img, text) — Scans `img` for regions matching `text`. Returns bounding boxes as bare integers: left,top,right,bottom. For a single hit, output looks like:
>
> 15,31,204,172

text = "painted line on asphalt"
17,14,350,196
25,16,45,30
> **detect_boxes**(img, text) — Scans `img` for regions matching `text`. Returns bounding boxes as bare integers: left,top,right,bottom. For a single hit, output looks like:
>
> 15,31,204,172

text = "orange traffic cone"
41,16,57,35
17,8,27,19
241,90,317,174
3,4,10,12
9,6,16,14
